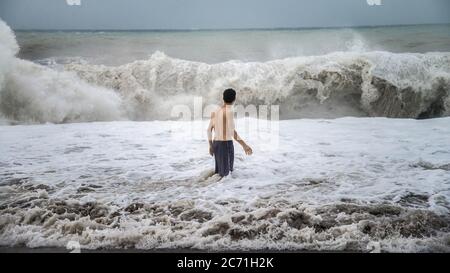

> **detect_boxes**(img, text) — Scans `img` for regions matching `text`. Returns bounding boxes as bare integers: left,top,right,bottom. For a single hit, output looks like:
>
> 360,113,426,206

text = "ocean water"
1,24,450,123
15,25,450,65
1,20,450,252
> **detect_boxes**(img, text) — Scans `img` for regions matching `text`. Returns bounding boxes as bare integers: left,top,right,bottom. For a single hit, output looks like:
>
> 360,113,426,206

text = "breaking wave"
66,51,450,120
0,20,123,124
1,20,450,123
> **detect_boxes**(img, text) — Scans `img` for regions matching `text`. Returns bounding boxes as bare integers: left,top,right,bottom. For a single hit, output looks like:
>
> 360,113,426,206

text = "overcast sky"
1,0,449,30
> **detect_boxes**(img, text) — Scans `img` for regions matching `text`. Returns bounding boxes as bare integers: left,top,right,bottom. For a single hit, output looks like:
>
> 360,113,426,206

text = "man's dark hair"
223,88,236,103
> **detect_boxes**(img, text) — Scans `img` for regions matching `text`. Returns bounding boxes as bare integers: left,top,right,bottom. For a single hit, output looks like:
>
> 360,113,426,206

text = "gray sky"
1,0,450,30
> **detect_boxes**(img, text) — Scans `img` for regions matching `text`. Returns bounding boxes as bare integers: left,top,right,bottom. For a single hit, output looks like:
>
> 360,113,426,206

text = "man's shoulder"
210,109,218,118
211,106,222,116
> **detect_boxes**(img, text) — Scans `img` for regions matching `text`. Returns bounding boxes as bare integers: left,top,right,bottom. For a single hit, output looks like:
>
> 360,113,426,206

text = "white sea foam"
0,118,449,251
1,59,124,123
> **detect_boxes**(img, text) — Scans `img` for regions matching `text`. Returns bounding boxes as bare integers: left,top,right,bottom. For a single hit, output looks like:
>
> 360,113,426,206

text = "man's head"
223,88,236,104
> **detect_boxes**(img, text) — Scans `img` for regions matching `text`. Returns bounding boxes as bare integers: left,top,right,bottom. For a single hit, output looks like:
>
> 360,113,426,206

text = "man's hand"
209,145,214,156
243,144,253,155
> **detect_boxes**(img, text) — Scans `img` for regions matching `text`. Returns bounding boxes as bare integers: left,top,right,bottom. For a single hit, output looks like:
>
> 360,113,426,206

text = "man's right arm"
207,112,215,156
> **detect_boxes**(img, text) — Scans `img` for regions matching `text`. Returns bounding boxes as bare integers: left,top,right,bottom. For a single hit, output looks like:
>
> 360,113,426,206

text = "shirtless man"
207,89,253,177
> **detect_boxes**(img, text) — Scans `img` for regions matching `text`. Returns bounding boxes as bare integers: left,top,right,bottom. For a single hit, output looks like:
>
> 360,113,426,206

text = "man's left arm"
234,130,253,155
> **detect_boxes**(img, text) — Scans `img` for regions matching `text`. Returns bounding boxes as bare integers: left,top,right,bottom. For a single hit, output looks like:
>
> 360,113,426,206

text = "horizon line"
12,23,450,32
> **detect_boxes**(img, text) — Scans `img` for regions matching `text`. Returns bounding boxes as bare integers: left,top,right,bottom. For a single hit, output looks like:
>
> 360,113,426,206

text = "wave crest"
1,18,450,123
66,51,450,120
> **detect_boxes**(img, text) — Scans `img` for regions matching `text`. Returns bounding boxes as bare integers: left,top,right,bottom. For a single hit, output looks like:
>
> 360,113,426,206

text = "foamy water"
0,118,449,251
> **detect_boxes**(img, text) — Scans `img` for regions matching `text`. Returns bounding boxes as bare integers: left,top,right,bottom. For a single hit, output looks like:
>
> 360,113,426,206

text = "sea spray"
0,20,18,122
0,20,124,123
